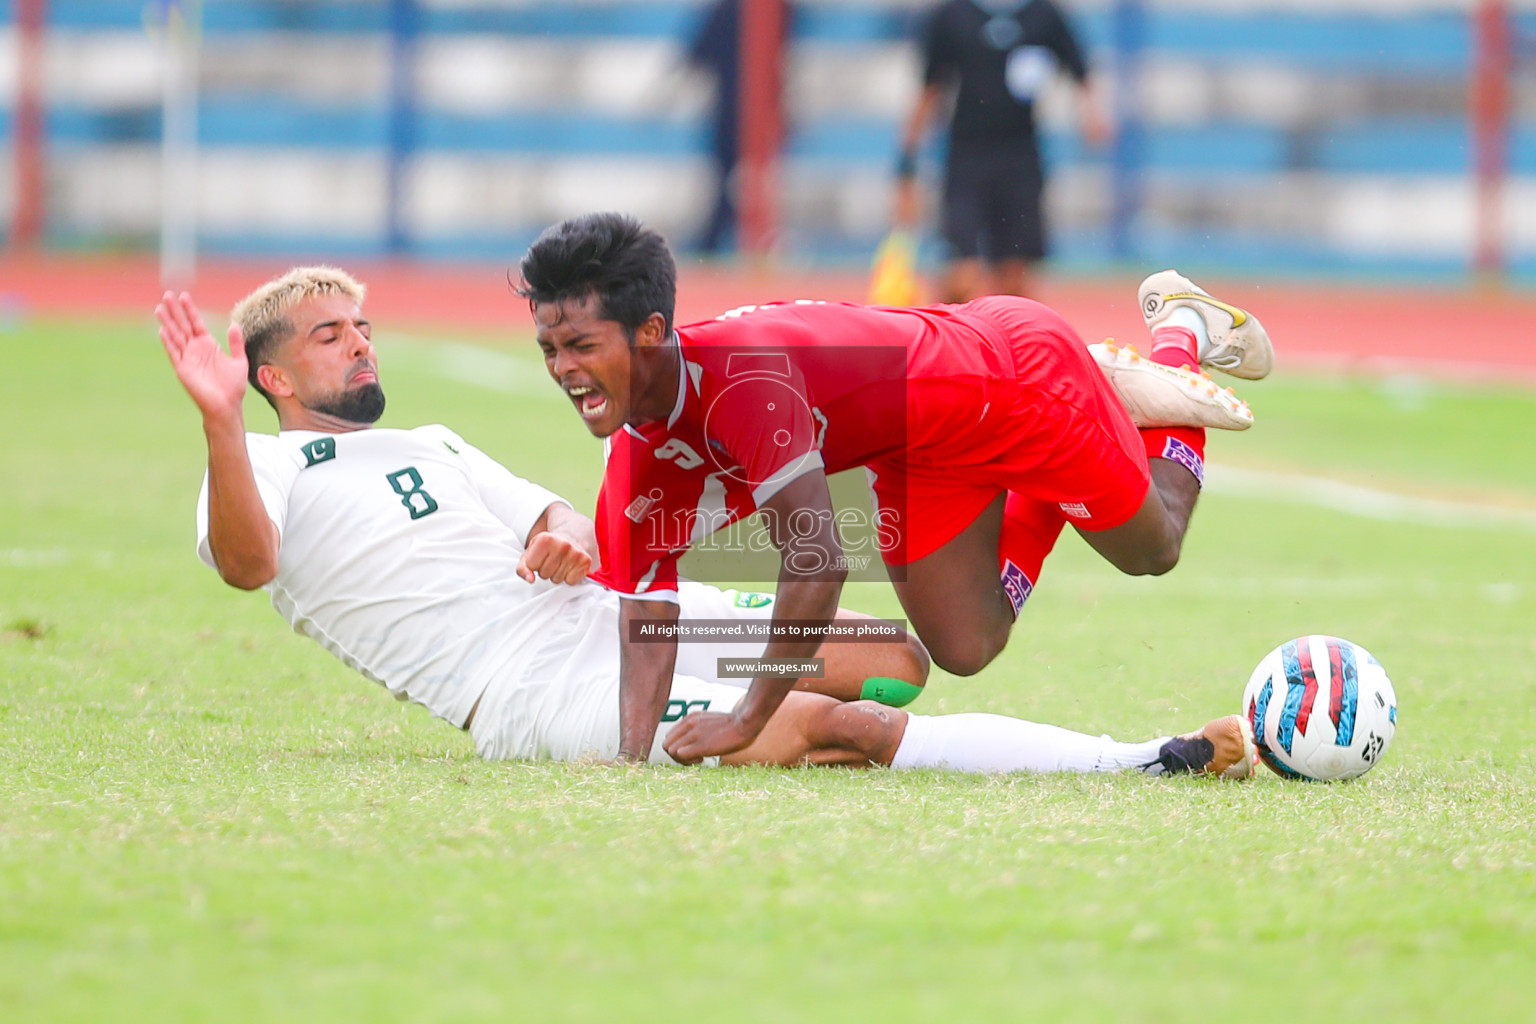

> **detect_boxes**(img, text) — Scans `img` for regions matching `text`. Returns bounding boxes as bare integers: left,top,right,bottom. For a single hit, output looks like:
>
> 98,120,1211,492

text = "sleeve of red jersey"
699,364,825,508
591,446,683,603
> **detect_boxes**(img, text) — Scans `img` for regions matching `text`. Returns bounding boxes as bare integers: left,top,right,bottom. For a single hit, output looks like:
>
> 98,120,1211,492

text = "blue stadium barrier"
25,0,1530,67
15,102,1532,177
184,222,1534,283
5,0,1533,273
1077,11,1475,72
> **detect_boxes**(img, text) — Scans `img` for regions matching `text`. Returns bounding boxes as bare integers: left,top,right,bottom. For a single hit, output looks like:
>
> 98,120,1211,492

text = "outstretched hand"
663,710,759,764
156,291,249,420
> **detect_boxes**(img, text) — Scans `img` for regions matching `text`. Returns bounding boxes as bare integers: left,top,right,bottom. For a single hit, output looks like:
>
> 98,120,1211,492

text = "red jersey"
593,297,1120,598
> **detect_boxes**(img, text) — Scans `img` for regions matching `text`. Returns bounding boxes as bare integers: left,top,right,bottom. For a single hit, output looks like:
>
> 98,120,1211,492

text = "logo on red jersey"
1058,502,1091,519
625,489,663,523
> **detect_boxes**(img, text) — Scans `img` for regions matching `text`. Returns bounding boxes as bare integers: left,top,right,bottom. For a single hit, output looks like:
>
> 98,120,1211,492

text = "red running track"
3,253,1533,381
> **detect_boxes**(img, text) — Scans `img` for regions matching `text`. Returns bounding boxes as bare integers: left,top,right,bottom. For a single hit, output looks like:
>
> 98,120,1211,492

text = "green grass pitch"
2,313,1534,1022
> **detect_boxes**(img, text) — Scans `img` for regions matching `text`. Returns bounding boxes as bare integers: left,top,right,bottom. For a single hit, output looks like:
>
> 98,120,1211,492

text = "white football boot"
1089,341,1254,431
1138,270,1273,380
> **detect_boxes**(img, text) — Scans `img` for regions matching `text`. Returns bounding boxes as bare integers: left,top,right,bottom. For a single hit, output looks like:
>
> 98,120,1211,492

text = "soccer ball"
1242,635,1397,781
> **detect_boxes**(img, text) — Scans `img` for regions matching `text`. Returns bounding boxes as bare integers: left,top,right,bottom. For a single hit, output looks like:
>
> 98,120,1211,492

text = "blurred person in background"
686,0,793,255
895,0,1110,301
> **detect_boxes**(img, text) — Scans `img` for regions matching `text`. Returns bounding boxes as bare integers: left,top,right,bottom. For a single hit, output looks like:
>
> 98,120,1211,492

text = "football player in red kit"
521,213,1272,764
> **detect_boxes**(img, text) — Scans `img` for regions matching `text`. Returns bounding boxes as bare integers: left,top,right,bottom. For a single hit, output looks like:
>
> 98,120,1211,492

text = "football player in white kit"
155,266,1255,777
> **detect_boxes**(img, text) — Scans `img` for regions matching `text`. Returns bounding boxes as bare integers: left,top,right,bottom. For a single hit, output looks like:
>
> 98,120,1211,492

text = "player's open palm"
157,290,248,419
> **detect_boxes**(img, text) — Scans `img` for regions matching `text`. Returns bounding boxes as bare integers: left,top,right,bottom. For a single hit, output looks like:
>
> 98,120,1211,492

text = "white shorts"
468,582,779,764
672,582,780,684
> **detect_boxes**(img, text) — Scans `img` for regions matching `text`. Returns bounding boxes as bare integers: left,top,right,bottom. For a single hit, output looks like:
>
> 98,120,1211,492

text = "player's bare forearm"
203,410,280,590
900,83,946,157
740,560,846,728
663,468,845,764
735,472,849,733
894,84,944,225
616,597,680,761
158,290,276,588
1078,74,1113,148
663,559,847,765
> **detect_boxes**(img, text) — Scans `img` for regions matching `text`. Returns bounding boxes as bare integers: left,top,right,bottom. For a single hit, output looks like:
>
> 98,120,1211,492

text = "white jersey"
196,425,589,728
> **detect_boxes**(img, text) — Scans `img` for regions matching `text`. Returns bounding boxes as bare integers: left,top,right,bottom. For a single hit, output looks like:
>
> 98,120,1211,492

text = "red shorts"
870,295,1150,566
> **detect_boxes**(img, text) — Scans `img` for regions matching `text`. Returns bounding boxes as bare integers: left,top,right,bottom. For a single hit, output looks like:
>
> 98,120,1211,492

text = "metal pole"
13,0,47,249
386,0,420,257
1471,0,1511,281
738,0,785,258
1109,0,1145,264
159,0,201,289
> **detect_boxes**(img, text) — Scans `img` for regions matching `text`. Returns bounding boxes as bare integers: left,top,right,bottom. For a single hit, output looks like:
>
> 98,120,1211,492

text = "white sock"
1166,305,1210,360
890,713,1169,774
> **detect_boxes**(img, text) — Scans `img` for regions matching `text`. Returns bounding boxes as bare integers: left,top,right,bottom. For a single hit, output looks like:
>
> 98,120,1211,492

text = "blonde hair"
231,265,367,407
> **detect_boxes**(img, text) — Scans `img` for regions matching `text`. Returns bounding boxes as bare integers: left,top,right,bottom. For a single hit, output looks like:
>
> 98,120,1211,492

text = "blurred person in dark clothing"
896,0,1110,301
687,0,791,254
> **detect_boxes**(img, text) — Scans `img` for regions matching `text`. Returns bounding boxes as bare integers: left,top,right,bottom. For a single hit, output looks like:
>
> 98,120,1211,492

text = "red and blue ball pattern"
1243,635,1397,781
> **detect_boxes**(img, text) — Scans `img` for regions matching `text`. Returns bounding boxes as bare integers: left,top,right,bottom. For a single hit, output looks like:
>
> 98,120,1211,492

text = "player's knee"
930,646,997,677
925,625,1007,677
1124,537,1181,577
1149,543,1181,576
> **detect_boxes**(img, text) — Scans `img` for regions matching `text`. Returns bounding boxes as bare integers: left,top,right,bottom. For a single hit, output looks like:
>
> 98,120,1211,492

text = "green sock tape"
860,676,923,708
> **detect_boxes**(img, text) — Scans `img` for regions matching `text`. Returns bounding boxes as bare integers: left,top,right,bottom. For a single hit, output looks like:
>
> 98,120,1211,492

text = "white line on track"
1205,464,1536,534
386,335,559,399
3,548,117,569
1039,571,1526,602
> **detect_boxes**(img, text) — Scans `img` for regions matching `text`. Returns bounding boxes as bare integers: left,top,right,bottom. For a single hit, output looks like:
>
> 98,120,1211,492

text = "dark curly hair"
517,212,677,341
